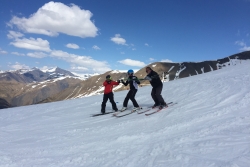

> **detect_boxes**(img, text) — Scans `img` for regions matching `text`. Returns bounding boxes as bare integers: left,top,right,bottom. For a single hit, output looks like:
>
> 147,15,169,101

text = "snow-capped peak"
41,67,58,73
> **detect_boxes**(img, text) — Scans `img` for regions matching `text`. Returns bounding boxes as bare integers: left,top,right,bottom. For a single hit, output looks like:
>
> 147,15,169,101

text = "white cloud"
7,31,24,39
27,52,48,58
8,1,98,38
11,52,25,56
149,58,155,61
71,66,89,71
235,41,245,46
111,34,127,45
66,43,79,49
127,43,136,50
9,62,30,70
145,43,149,46
0,48,8,54
10,37,51,52
92,45,101,50
50,50,110,73
121,52,125,54
161,59,173,63
118,59,146,67
235,40,250,51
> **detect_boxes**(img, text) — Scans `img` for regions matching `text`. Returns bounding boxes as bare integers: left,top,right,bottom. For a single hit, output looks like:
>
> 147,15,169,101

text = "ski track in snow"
0,61,250,167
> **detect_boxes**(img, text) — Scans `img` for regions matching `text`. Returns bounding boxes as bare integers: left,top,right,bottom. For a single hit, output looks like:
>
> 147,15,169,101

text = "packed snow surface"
0,62,250,167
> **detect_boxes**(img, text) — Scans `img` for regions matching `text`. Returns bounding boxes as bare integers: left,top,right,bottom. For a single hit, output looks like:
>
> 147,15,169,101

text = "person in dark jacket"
101,75,120,114
120,69,141,111
144,67,167,109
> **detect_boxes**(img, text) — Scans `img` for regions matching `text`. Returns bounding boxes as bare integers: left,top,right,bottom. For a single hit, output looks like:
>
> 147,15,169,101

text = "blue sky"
0,0,249,74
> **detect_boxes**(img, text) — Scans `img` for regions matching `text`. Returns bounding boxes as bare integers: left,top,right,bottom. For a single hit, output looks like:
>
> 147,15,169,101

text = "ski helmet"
106,75,111,79
127,69,134,74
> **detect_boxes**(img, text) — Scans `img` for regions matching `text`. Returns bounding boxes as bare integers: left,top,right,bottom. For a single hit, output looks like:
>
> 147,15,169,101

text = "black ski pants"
151,85,165,105
123,89,139,107
101,92,118,112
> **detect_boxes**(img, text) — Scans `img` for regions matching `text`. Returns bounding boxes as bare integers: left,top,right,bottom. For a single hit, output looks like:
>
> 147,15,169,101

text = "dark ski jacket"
122,76,140,90
146,70,162,88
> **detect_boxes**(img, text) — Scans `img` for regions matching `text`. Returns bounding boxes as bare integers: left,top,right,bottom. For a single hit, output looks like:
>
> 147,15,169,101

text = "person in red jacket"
101,75,120,114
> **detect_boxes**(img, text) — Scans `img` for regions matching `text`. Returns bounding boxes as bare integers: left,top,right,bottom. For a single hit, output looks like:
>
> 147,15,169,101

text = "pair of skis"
91,107,140,117
91,111,116,117
112,107,142,117
114,102,175,117
137,102,173,116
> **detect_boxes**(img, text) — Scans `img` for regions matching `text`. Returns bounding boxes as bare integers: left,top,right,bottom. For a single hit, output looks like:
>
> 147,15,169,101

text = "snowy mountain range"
0,51,250,109
0,59,249,167
0,67,80,83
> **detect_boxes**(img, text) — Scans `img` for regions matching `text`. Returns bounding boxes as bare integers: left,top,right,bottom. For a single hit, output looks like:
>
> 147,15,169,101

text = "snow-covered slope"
0,61,249,167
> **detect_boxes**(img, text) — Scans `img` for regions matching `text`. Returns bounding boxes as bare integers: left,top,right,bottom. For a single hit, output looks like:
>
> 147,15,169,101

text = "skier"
101,75,120,114
120,69,141,112
144,67,167,109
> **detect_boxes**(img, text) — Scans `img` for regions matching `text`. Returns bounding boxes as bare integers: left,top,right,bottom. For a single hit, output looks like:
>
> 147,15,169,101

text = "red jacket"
103,80,119,94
